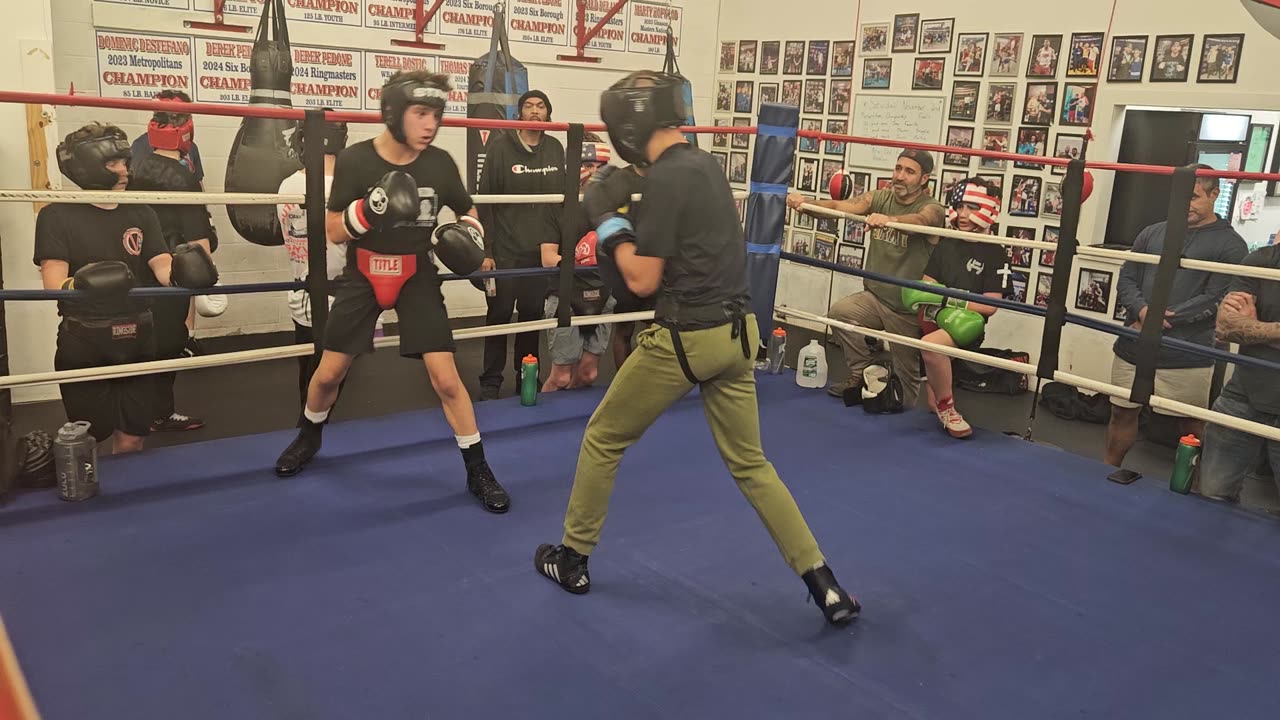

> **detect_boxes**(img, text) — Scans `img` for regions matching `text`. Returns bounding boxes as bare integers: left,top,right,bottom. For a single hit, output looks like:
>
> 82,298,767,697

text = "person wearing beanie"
475,89,566,399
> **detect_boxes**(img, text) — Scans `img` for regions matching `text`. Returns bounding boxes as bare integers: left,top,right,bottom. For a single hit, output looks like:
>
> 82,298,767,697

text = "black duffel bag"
954,348,1030,395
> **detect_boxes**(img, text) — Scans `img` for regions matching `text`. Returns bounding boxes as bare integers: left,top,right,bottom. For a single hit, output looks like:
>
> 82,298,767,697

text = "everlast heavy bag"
224,0,302,247
466,5,527,191
662,27,697,148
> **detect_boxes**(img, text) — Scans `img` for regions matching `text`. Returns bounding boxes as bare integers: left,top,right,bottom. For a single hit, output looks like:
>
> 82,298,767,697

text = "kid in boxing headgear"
946,176,1001,232
56,123,131,190
599,71,686,167
291,117,349,159
147,90,195,156
380,71,450,145
580,132,612,185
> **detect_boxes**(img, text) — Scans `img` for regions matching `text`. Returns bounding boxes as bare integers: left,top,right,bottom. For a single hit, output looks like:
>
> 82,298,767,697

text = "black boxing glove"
432,216,486,276
62,261,136,298
343,171,420,239
170,243,219,289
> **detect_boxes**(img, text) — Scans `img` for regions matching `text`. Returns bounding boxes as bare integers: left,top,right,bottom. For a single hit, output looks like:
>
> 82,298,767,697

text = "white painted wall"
719,0,1280,386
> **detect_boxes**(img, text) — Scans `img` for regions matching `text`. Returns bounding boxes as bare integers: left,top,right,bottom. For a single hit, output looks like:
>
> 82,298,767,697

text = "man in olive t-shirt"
787,148,945,407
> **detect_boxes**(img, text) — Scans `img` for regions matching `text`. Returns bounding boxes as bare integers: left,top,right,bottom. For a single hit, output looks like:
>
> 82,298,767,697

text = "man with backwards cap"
787,148,946,409
476,89,565,400
532,71,861,627
900,177,1009,438
272,70,511,516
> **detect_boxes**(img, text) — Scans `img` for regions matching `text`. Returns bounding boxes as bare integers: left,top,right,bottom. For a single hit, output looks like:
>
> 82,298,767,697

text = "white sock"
304,406,330,425
455,432,481,449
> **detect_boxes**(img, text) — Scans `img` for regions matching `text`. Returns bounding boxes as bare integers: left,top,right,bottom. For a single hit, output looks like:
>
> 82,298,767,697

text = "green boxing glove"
902,280,967,312
936,307,986,347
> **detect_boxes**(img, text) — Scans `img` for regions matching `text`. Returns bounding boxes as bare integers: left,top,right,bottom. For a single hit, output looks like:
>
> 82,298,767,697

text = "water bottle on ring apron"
520,354,539,406
766,326,787,374
1169,434,1201,495
54,421,98,502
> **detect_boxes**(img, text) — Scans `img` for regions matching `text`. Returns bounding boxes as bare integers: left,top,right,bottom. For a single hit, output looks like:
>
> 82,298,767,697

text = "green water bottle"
520,354,539,407
1170,434,1201,495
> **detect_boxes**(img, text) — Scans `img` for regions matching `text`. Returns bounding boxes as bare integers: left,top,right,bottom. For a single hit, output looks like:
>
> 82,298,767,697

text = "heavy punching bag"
1243,1,1280,39
466,4,527,191
225,0,302,247
662,27,697,148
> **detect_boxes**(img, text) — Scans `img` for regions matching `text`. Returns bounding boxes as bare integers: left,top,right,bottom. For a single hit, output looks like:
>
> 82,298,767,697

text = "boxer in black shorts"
273,71,511,514
37,123,216,453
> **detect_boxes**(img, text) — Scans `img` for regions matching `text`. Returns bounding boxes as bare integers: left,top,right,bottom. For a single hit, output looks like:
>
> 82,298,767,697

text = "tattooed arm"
1216,292,1280,348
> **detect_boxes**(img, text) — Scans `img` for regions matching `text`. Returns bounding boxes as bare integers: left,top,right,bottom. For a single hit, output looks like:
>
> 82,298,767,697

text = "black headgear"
599,72,686,167
292,119,348,159
380,75,450,144
56,125,130,190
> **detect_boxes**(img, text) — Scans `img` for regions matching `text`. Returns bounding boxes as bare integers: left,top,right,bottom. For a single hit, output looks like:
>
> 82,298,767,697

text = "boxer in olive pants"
562,316,822,573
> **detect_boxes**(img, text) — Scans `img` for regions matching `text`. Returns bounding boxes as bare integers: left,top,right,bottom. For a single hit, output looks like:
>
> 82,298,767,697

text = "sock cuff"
304,406,330,424
455,432,481,449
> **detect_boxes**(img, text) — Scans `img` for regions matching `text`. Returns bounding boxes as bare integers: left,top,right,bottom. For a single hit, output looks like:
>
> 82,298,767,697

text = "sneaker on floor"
534,543,591,594
827,378,857,398
151,413,204,432
802,564,860,626
937,407,973,439
275,422,322,477
466,461,510,513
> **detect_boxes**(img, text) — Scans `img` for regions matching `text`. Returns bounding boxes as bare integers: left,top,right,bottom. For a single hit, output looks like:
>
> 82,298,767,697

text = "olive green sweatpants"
562,314,826,575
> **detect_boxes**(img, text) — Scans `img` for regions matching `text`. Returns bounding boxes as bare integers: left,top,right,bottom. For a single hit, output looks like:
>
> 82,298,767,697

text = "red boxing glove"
575,231,599,267
829,169,854,201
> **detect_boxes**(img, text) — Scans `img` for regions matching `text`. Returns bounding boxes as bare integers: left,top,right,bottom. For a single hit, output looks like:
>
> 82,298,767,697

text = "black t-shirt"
636,144,748,313
127,154,215,253
923,238,1010,295
33,203,166,320
327,140,473,256
1221,245,1280,414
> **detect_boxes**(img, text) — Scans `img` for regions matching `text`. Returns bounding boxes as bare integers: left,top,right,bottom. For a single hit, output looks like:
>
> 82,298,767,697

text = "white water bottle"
796,340,828,388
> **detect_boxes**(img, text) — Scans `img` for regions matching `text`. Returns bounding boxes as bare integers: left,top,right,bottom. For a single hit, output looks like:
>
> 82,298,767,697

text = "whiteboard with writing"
848,94,945,170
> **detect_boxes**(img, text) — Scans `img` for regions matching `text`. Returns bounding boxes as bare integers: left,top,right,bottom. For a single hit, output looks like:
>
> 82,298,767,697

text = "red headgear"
148,99,194,156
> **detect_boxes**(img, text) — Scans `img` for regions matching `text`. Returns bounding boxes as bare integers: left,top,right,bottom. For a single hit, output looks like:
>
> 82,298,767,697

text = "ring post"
1036,158,1087,381
559,123,585,328
747,102,798,349
0,250,9,421
1130,164,1197,406
302,109,330,354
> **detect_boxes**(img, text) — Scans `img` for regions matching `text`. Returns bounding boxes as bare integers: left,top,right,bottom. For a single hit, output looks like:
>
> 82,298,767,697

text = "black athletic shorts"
54,313,158,441
323,262,455,358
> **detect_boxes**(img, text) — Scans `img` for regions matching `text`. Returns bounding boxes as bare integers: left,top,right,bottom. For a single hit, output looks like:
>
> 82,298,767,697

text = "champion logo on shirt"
511,164,559,175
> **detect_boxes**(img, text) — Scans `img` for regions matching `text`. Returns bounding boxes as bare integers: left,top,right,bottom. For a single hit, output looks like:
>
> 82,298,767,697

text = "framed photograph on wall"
893,14,920,53
1043,182,1063,219
791,230,813,256
985,82,1015,124
981,129,1010,169
955,33,988,76
1060,83,1097,126
845,215,868,246
1040,248,1057,268
944,126,975,168
1027,34,1063,78
759,83,779,110
1009,175,1042,218
1015,127,1048,170
783,41,805,75
729,152,748,184
1052,133,1086,174
912,58,946,90
760,41,781,75
976,173,1005,198
949,81,980,121
712,151,727,175
1075,269,1112,313
1009,241,1034,270
820,159,844,194
802,79,826,113
713,118,729,148
1151,34,1194,82
1066,32,1104,78
1198,34,1244,83
1114,303,1130,324
829,80,853,115
716,82,732,112
719,42,737,72
861,23,890,56
816,216,840,235
794,198,815,230
781,79,802,107
863,59,893,89
831,41,855,77
796,158,819,193
920,18,955,53
799,118,822,152
1107,35,1148,82
1009,272,1029,304
836,243,865,270
737,41,758,73
1022,83,1058,125
1034,272,1053,308
825,120,848,155
732,117,751,149
990,33,1023,76
939,170,966,200
807,40,830,76
877,176,894,190
734,81,754,113
814,237,835,263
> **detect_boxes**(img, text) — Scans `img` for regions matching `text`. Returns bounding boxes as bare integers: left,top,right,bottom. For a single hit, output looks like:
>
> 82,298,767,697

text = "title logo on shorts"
122,227,143,256
368,255,403,276
111,322,138,339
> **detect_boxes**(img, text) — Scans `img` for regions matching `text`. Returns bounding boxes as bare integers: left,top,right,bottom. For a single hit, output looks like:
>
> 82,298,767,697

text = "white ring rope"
798,203,1280,284
0,190,749,206
0,310,655,390
775,305,1280,444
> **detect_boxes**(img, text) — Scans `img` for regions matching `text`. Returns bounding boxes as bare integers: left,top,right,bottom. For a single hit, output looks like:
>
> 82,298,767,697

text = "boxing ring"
1,91,1280,719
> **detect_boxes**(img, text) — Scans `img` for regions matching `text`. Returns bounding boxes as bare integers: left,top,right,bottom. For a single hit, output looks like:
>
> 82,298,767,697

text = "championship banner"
363,0,439,33
363,51,437,110
193,0,362,27
193,37,254,104
627,1,681,56
438,55,473,117
507,0,569,46
96,31,194,100
439,0,501,39
291,45,362,109
99,0,191,8
570,0,626,52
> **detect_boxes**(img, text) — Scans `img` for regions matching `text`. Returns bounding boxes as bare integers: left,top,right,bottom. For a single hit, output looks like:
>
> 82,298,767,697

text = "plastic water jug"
54,421,98,502
796,340,827,388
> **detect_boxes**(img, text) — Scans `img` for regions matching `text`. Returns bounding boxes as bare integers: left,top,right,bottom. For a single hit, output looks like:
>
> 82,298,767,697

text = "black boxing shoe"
534,543,591,594
275,420,322,477
466,460,510,513
802,564,861,626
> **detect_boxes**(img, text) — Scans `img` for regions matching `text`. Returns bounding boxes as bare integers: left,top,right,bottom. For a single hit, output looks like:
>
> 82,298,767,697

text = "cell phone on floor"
1108,469,1142,485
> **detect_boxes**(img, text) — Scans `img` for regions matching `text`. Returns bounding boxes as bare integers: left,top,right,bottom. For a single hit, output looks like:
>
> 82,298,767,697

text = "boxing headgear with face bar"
599,71,687,168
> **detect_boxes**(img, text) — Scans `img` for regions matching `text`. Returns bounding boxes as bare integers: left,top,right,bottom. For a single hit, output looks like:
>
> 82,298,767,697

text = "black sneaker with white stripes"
534,543,591,594
802,564,861,626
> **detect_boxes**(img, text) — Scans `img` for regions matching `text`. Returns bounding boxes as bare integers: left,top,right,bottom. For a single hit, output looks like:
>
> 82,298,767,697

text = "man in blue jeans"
1201,243,1280,502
